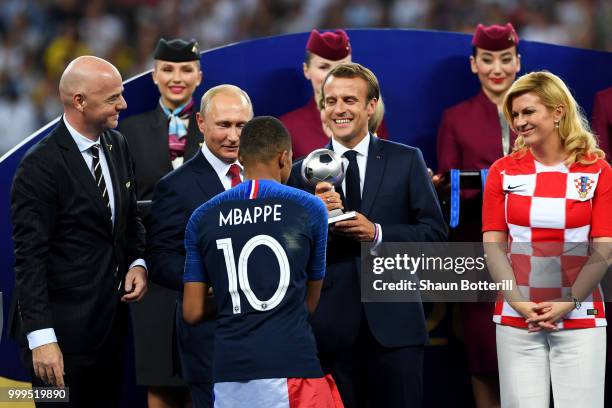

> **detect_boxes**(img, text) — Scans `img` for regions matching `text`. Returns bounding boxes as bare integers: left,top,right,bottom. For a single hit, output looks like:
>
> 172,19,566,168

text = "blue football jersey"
184,179,328,382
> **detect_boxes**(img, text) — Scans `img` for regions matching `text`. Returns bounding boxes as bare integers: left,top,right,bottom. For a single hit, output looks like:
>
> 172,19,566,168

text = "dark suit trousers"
319,311,424,408
25,310,127,408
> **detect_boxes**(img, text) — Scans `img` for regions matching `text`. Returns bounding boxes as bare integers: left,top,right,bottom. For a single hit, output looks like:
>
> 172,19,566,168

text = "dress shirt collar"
64,116,100,153
332,132,370,159
201,141,242,180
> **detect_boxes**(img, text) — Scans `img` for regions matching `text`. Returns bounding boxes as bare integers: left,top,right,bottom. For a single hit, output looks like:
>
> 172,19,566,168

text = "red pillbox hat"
472,23,519,51
306,29,351,60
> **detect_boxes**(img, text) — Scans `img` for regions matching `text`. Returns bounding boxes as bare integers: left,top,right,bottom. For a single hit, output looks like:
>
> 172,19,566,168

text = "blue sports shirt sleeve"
183,211,207,283
307,195,328,281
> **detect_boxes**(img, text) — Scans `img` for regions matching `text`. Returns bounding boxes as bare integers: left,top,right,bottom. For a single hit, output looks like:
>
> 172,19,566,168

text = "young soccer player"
182,116,343,408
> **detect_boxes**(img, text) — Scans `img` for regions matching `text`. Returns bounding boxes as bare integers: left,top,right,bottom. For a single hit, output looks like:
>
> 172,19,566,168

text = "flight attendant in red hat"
435,23,521,408
280,29,388,159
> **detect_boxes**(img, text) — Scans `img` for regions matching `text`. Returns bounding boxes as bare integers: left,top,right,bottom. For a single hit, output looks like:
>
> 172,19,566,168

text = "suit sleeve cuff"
129,258,147,275
27,328,57,350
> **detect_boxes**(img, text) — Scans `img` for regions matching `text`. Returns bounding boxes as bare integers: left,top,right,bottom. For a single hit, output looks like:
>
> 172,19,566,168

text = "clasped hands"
315,182,375,242
509,300,575,332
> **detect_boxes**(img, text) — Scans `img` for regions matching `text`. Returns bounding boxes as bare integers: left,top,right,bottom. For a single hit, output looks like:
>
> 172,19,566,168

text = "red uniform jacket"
280,97,388,159
437,90,516,174
592,86,612,160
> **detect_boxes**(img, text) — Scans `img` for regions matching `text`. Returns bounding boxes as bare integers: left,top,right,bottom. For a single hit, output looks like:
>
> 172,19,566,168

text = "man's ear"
279,150,290,169
196,112,205,133
366,98,377,119
74,93,86,112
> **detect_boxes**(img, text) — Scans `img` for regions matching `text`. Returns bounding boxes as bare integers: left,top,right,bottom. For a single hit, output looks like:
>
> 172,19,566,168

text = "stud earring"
554,121,560,129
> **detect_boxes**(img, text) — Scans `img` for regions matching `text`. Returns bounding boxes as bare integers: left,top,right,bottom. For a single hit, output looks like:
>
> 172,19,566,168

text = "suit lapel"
100,132,121,234
361,135,385,217
56,122,113,232
192,150,226,198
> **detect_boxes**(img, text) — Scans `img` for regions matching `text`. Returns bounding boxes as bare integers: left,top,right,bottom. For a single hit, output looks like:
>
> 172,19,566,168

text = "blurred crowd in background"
1,0,611,155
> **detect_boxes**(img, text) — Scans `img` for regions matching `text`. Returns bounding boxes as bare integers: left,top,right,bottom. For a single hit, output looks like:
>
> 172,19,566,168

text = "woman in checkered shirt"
483,71,612,408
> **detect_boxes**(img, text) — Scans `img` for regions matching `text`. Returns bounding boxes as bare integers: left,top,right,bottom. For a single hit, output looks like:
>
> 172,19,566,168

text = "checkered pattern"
483,150,612,329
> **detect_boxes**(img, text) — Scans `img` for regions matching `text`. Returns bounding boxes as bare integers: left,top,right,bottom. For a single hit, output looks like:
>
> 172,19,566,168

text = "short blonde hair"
199,84,253,117
502,71,604,165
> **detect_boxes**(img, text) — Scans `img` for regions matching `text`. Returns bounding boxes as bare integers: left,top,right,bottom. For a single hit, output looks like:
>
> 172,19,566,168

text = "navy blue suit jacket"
288,135,447,352
147,150,224,383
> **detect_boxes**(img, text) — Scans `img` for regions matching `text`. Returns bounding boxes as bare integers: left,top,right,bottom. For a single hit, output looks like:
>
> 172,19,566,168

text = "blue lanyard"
449,169,460,228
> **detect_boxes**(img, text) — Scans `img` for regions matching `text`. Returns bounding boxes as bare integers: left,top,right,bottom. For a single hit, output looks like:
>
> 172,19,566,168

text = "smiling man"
288,63,447,408
280,29,388,159
147,84,253,408
9,56,146,407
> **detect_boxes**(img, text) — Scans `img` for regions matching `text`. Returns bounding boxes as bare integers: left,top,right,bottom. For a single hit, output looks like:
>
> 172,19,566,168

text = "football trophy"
301,148,357,224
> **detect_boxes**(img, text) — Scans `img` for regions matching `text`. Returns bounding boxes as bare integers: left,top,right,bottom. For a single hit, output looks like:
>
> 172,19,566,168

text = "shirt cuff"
129,258,147,275
370,223,383,255
27,328,57,350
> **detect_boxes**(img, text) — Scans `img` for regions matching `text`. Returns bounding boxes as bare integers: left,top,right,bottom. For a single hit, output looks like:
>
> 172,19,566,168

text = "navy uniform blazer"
288,135,447,351
118,104,202,201
146,150,224,383
9,120,145,354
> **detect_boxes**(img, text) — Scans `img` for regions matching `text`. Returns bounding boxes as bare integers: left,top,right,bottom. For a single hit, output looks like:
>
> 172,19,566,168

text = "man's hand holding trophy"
301,148,357,224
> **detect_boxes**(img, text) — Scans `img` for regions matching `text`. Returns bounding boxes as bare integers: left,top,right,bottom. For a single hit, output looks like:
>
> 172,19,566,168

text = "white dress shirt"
331,133,383,247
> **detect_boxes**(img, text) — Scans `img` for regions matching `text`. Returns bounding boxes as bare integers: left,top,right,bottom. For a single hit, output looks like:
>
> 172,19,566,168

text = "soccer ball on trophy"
301,148,345,186
300,148,356,224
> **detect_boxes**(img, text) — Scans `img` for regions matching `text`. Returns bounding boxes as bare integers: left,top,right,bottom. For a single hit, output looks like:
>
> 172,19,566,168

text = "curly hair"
502,71,604,165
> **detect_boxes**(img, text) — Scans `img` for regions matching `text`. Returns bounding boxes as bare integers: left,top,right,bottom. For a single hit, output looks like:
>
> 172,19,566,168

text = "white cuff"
27,328,57,350
370,223,383,255
129,258,147,275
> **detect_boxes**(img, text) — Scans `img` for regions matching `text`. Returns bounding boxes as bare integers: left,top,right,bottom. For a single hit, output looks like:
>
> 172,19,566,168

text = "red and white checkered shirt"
482,150,612,329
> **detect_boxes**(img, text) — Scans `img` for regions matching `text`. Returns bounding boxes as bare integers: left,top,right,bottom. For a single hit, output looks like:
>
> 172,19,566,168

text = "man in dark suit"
118,38,203,407
147,84,253,407
288,63,447,408
9,56,147,407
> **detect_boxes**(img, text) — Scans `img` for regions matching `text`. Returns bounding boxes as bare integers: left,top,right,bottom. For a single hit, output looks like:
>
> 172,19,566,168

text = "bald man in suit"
9,56,147,407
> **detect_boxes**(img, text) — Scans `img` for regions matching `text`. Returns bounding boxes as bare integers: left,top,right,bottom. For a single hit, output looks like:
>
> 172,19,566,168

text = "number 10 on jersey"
216,235,290,314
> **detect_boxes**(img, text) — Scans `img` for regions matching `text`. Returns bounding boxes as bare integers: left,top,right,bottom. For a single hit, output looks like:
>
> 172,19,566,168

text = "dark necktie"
227,163,242,188
90,144,111,218
344,150,361,211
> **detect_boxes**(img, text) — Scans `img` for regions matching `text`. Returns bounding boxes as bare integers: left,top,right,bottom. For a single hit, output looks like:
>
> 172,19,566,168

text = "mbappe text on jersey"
219,204,282,226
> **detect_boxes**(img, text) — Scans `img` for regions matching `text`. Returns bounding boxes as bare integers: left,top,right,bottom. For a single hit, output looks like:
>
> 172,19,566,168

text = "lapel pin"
108,144,113,151
126,181,131,188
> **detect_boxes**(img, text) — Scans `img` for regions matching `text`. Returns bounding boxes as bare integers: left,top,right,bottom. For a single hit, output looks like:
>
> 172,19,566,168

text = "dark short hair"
239,116,291,164
321,62,380,105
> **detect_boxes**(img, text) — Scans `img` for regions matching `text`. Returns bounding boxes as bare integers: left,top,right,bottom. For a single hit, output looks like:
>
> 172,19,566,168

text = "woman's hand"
526,301,575,332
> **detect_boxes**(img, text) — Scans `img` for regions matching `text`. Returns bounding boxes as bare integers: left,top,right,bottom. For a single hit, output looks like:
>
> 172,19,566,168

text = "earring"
554,121,560,129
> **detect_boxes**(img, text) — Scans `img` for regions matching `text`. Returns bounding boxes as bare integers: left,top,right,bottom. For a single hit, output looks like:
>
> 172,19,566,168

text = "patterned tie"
344,150,361,211
90,144,111,218
227,164,242,188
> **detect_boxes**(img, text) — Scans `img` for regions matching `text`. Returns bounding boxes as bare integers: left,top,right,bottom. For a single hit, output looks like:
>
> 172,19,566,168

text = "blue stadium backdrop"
1,29,611,407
